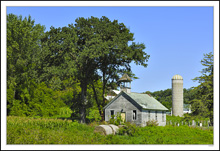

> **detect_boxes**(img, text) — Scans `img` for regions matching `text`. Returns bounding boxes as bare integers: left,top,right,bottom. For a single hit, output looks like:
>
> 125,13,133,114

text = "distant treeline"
143,88,196,112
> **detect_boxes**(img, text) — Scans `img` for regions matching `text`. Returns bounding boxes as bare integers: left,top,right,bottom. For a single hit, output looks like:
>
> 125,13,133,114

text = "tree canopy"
7,14,150,123
191,52,213,125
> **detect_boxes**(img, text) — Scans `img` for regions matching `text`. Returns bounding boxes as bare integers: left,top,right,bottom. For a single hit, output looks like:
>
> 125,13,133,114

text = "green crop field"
7,116,213,144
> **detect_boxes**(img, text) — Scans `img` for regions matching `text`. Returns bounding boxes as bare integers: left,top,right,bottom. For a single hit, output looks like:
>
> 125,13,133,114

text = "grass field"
7,116,213,144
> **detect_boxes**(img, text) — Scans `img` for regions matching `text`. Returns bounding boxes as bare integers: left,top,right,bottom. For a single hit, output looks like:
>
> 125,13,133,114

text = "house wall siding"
105,94,142,126
141,109,166,126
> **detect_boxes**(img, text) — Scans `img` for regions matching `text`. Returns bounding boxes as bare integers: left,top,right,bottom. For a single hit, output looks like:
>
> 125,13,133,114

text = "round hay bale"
94,125,113,135
109,124,119,134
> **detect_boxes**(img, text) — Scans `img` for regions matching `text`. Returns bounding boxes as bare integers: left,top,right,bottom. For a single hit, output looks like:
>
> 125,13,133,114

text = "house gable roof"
103,91,168,111
103,91,127,110
126,92,168,111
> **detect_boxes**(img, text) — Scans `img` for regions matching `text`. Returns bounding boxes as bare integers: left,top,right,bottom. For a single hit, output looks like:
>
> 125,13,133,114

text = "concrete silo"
172,74,183,117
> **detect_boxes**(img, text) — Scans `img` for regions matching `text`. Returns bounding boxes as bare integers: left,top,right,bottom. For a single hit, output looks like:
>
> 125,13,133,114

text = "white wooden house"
103,74,168,126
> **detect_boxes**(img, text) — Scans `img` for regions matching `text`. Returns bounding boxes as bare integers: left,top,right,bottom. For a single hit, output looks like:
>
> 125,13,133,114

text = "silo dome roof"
172,74,183,80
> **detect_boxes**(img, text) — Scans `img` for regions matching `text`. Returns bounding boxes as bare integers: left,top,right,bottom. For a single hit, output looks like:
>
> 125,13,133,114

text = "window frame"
133,110,137,120
110,110,114,116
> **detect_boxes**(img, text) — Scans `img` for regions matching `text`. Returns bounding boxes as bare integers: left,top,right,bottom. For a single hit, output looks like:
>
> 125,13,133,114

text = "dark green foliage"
40,26,78,86
9,82,65,117
183,88,196,104
7,14,45,115
191,99,209,117
7,116,213,144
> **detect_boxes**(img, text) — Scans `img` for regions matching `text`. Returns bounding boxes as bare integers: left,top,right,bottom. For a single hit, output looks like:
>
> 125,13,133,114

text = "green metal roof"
125,92,168,111
103,91,168,111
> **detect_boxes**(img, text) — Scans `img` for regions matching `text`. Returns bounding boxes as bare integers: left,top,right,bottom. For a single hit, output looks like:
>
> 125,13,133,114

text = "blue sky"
6,6,213,93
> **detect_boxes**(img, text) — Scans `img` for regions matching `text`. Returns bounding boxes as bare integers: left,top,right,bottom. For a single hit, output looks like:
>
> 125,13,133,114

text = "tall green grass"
7,116,213,144
166,115,210,126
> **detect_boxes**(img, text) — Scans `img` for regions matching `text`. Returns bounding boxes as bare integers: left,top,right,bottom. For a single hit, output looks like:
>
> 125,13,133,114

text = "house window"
133,110,137,120
110,110,114,116
162,111,165,122
148,111,150,120
155,111,157,121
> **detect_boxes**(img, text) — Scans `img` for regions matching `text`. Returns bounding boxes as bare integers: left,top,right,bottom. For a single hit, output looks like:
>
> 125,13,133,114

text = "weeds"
109,113,124,126
118,122,140,136
146,120,159,127
7,116,213,144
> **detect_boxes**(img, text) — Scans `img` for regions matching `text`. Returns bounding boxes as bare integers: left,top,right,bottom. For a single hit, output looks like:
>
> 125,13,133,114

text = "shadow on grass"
56,117,72,120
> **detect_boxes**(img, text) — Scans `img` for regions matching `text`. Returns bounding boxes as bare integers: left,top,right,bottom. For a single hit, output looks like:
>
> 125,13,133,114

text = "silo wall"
172,79,183,117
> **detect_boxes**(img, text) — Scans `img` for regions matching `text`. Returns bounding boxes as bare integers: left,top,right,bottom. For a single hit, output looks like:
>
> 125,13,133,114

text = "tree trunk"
210,114,213,126
91,82,102,119
80,105,86,123
102,72,106,121
80,82,87,123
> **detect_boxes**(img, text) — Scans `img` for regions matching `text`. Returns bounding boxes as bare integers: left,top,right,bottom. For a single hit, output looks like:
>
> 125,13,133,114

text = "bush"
109,113,123,126
118,122,140,136
57,107,72,118
146,120,159,127
87,109,101,123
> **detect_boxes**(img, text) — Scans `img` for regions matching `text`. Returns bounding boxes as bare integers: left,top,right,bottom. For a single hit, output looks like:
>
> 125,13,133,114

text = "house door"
121,112,126,123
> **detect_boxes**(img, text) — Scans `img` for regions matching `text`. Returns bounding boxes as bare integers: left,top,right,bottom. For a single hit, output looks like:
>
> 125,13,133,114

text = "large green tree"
41,18,104,123
59,16,150,123
87,16,149,120
7,14,65,117
7,14,150,122
40,25,85,120
44,16,149,123
40,26,78,89
191,52,213,125
7,14,45,115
